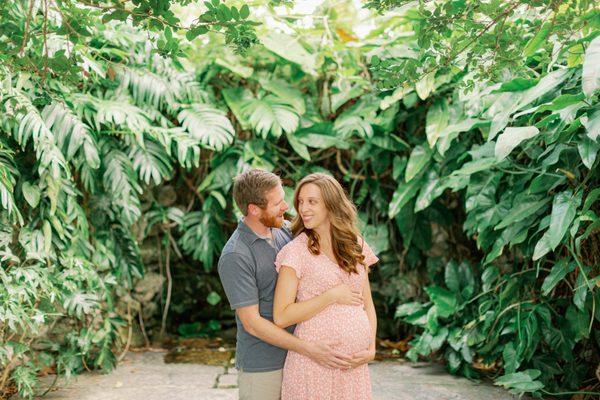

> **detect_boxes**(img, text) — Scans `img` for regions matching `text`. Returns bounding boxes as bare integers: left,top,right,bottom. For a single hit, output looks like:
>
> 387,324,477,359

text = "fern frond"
178,206,226,270
4,92,70,182
241,95,300,138
73,94,151,133
100,140,142,225
43,102,100,169
0,146,23,224
128,139,174,185
177,104,235,151
334,114,374,138
120,67,174,110
145,126,202,169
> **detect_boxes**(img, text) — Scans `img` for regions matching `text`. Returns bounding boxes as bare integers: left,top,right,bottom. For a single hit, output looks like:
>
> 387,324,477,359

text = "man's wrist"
294,340,311,357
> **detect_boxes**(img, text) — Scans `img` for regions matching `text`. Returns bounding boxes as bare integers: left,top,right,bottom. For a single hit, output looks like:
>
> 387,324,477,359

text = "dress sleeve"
275,242,303,280
361,238,379,267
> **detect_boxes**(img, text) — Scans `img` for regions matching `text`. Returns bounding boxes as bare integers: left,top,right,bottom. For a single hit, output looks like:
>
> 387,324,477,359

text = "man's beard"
259,212,284,228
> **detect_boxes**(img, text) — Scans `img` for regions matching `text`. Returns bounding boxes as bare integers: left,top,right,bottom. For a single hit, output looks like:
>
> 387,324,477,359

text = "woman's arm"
273,266,363,328
350,273,377,367
363,274,377,350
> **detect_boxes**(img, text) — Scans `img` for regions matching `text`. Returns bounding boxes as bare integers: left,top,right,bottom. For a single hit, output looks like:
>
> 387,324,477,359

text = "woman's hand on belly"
348,345,375,369
326,283,363,306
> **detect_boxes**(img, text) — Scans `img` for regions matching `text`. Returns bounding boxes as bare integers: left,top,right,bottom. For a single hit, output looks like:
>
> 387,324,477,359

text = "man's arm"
218,251,351,369
236,305,352,369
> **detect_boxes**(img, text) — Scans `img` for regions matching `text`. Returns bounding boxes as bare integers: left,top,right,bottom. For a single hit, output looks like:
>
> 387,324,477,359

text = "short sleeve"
361,239,379,267
217,252,258,310
274,242,303,279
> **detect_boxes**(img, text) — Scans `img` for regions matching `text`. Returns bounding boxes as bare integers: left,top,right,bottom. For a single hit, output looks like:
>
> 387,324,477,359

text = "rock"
134,273,165,303
216,373,237,389
140,242,161,265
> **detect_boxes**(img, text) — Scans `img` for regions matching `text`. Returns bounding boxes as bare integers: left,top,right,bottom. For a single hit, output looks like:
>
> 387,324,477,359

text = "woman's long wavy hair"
291,173,365,274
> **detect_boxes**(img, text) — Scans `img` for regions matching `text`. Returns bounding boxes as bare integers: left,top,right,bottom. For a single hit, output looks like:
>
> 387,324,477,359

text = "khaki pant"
238,368,283,400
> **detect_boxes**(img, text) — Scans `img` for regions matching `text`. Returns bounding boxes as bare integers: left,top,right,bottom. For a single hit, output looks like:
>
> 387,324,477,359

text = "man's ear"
247,203,260,216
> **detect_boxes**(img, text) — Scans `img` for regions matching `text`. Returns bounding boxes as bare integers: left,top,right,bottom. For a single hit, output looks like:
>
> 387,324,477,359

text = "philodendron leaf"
405,145,432,182
286,133,310,161
425,99,449,147
582,35,600,97
533,231,552,261
523,22,552,57
424,286,458,318
495,126,540,161
494,369,545,392
541,259,575,296
416,71,435,100
388,176,422,218
22,182,41,208
495,197,550,230
261,32,317,75
577,135,599,169
581,108,600,141
547,190,581,250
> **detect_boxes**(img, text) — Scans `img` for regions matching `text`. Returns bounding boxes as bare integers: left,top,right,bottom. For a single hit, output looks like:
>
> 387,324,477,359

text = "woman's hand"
326,284,363,306
348,346,376,368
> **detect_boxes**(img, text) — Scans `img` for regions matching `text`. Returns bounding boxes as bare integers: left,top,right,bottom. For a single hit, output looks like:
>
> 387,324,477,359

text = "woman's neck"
313,222,332,250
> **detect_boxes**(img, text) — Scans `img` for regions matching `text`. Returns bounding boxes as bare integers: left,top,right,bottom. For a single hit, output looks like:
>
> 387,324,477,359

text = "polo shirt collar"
238,218,273,244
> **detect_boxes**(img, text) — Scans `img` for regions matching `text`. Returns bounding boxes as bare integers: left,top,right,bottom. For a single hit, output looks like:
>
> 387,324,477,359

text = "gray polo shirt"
217,219,294,372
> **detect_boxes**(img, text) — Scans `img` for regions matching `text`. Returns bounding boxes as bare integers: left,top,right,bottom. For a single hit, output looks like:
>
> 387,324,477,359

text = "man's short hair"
233,169,281,215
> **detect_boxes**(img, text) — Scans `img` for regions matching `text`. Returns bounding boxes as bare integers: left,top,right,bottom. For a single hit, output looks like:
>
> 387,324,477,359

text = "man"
217,169,351,400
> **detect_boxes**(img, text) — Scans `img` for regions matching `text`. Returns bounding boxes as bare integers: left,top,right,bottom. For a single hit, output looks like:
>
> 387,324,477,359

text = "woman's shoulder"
275,232,308,273
288,231,308,247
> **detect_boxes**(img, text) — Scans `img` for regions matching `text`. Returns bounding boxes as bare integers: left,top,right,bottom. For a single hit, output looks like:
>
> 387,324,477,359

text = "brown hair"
233,169,281,215
291,173,365,274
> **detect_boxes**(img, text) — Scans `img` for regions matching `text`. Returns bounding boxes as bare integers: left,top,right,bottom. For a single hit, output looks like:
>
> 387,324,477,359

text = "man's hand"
349,347,376,368
303,340,353,369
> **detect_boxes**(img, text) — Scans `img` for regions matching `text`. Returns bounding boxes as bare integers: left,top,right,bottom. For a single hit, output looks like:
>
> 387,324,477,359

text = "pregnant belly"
295,305,372,355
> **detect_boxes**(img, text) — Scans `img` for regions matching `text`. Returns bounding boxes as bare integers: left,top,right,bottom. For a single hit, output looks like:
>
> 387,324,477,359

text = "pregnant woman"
273,173,378,400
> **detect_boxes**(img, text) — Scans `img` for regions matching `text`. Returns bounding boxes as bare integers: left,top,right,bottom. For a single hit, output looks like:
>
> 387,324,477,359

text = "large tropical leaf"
177,104,235,151
241,95,300,138
0,147,23,224
100,141,142,225
43,102,100,169
146,126,202,169
333,114,374,139
120,67,174,110
582,36,600,97
178,200,226,270
260,32,317,75
73,94,151,134
128,139,174,185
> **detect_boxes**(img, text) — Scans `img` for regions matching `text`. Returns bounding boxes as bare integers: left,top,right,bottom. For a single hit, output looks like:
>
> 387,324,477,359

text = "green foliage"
365,0,600,90
0,1,599,399
0,0,259,86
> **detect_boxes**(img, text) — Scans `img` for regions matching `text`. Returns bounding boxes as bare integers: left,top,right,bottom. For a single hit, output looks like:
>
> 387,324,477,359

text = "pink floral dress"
274,232,379,400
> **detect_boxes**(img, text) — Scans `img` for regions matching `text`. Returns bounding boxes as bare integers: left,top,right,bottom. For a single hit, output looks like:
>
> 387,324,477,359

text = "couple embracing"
217,169,378,400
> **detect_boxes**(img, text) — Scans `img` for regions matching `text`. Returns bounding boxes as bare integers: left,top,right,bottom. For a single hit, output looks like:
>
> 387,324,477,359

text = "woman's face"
297,183,329,230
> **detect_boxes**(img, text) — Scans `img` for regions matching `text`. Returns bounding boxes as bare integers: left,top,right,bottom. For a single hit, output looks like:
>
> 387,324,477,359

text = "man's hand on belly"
301,340,353,370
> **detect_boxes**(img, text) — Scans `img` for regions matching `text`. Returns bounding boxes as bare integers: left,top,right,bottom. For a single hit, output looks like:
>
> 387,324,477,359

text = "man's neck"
243,216,271,237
